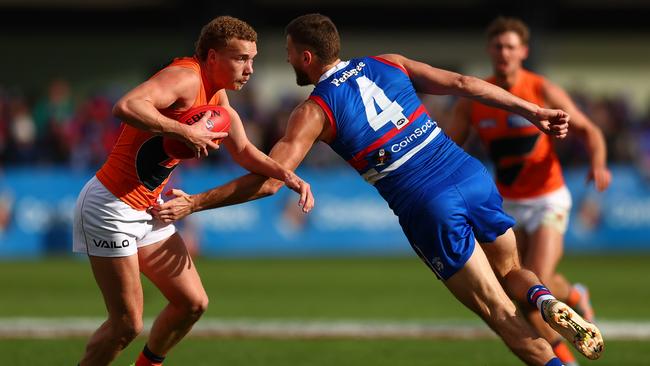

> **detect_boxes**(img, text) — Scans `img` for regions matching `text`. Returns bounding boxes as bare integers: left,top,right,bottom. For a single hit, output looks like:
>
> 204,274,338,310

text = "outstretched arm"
152,100,328,222
543,80,611,191
216,98,311,203
378,53,569,139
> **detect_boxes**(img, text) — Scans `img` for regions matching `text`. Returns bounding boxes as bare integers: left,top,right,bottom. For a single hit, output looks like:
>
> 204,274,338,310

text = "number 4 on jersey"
356,76,409,131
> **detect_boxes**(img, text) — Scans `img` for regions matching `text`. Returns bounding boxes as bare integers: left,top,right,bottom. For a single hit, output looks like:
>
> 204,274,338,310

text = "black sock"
142,344,166,363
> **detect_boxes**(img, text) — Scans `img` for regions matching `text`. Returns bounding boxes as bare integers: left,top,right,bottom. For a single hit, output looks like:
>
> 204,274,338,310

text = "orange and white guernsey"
469,70,564,199
96,57,219,210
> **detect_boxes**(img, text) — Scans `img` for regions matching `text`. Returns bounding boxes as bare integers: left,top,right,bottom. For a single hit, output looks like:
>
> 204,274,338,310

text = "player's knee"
474,292,520,331
177,294,209,320
510,335,549,358
536,271,554,286
111,315,144,343
488,301,518,323
191,295,209,318
262,179,284,196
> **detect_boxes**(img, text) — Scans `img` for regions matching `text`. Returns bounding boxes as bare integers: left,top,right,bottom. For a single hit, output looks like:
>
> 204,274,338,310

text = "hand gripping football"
163,105,230,159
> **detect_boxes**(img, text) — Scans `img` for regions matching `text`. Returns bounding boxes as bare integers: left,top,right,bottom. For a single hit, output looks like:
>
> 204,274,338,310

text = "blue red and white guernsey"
309,56,515,280
309,56,468,209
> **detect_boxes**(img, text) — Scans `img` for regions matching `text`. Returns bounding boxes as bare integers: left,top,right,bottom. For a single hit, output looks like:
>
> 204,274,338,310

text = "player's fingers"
550,109,568,121
197,145,209,158
551,122,568,137
153,210,169,222
158,209,177,223
150,207,160,218
550,120,568,130
596,171,612,192
156,200,172,210
211,131,228,140
199,110,212,122
207,140,220,150
303,187,315,213
170,189,188,197
298,182,309,211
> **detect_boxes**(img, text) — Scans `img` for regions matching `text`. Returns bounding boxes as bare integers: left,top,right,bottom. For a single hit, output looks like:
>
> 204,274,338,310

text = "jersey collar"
318,60,350,83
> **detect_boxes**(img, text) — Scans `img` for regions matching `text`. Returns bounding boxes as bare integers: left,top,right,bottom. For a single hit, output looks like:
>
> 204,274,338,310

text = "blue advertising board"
0,165,648,258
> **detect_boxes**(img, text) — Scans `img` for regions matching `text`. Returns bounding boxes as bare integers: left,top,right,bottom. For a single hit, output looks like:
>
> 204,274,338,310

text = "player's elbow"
112,99,129,120
453,75,478,94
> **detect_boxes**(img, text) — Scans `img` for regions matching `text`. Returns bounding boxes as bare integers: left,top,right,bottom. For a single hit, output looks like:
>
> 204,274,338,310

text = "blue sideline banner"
0,165,648,258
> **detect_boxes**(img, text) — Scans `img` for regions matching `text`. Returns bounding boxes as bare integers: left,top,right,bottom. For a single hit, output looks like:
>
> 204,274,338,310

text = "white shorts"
502,186,572,234
73,176,176,257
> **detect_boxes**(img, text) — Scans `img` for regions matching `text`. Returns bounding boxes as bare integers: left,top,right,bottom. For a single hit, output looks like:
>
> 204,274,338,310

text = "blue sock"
527,285,555,320
545,357,564,366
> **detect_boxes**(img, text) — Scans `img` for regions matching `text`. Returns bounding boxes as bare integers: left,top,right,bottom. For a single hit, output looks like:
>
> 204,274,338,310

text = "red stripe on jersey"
347,104,426,170
308,95,337,138
371,56,409,77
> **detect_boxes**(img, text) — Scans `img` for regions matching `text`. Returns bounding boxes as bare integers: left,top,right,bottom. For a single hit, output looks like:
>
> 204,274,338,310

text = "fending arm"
152,100,328,222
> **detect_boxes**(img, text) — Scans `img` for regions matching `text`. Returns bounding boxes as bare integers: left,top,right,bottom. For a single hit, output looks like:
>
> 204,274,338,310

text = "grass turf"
0,255,648,364
0,254,647,320
0,338,648,366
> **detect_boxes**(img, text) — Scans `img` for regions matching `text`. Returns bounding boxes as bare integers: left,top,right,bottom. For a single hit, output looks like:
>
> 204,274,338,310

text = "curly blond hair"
195,16,257,60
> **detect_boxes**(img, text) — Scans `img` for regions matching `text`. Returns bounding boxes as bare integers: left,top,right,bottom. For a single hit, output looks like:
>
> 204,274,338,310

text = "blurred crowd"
0,78,649,173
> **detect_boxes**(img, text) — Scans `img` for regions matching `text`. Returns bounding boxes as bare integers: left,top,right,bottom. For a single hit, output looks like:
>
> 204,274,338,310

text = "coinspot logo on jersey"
390,119,437,153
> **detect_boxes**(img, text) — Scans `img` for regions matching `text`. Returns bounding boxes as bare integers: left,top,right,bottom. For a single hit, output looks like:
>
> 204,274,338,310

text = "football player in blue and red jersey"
153,14,603,365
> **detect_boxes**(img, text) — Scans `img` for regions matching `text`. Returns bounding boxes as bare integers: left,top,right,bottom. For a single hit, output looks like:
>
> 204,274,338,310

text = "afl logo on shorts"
432,257,444,273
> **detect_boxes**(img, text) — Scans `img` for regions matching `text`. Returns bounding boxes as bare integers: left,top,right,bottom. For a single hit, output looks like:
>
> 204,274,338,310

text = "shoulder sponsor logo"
507,115,533,128
93,238,131,248
330,62,366,87
478,118,497,128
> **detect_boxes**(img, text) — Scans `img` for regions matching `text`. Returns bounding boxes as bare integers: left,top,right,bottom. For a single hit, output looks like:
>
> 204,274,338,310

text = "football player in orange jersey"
73,16,314,366
447,16,611,365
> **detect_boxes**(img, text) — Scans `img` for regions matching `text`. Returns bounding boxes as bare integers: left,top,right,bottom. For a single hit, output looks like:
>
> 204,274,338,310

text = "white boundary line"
1,318,649,340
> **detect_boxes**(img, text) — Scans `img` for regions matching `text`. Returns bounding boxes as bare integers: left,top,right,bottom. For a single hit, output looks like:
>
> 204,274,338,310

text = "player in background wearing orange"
72,16,314,366
447,17,611,365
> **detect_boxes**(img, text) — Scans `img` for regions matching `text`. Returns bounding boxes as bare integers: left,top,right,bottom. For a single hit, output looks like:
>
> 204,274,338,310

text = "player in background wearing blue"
153,14,603,365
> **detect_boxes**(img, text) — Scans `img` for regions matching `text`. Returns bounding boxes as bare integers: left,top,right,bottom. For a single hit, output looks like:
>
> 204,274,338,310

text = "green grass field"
2,338,648,366
0,254,648,365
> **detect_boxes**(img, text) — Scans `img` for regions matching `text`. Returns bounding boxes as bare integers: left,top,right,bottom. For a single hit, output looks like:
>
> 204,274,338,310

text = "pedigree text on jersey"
330,62,367,87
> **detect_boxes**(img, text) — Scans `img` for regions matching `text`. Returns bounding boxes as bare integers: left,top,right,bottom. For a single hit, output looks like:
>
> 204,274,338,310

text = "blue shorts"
397,158,515,280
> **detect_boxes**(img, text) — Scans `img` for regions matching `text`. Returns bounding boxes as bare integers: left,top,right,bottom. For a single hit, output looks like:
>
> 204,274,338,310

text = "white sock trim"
536,294,555,310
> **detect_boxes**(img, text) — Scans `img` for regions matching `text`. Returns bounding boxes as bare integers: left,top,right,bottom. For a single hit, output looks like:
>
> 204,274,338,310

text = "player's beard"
293,66,311,86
